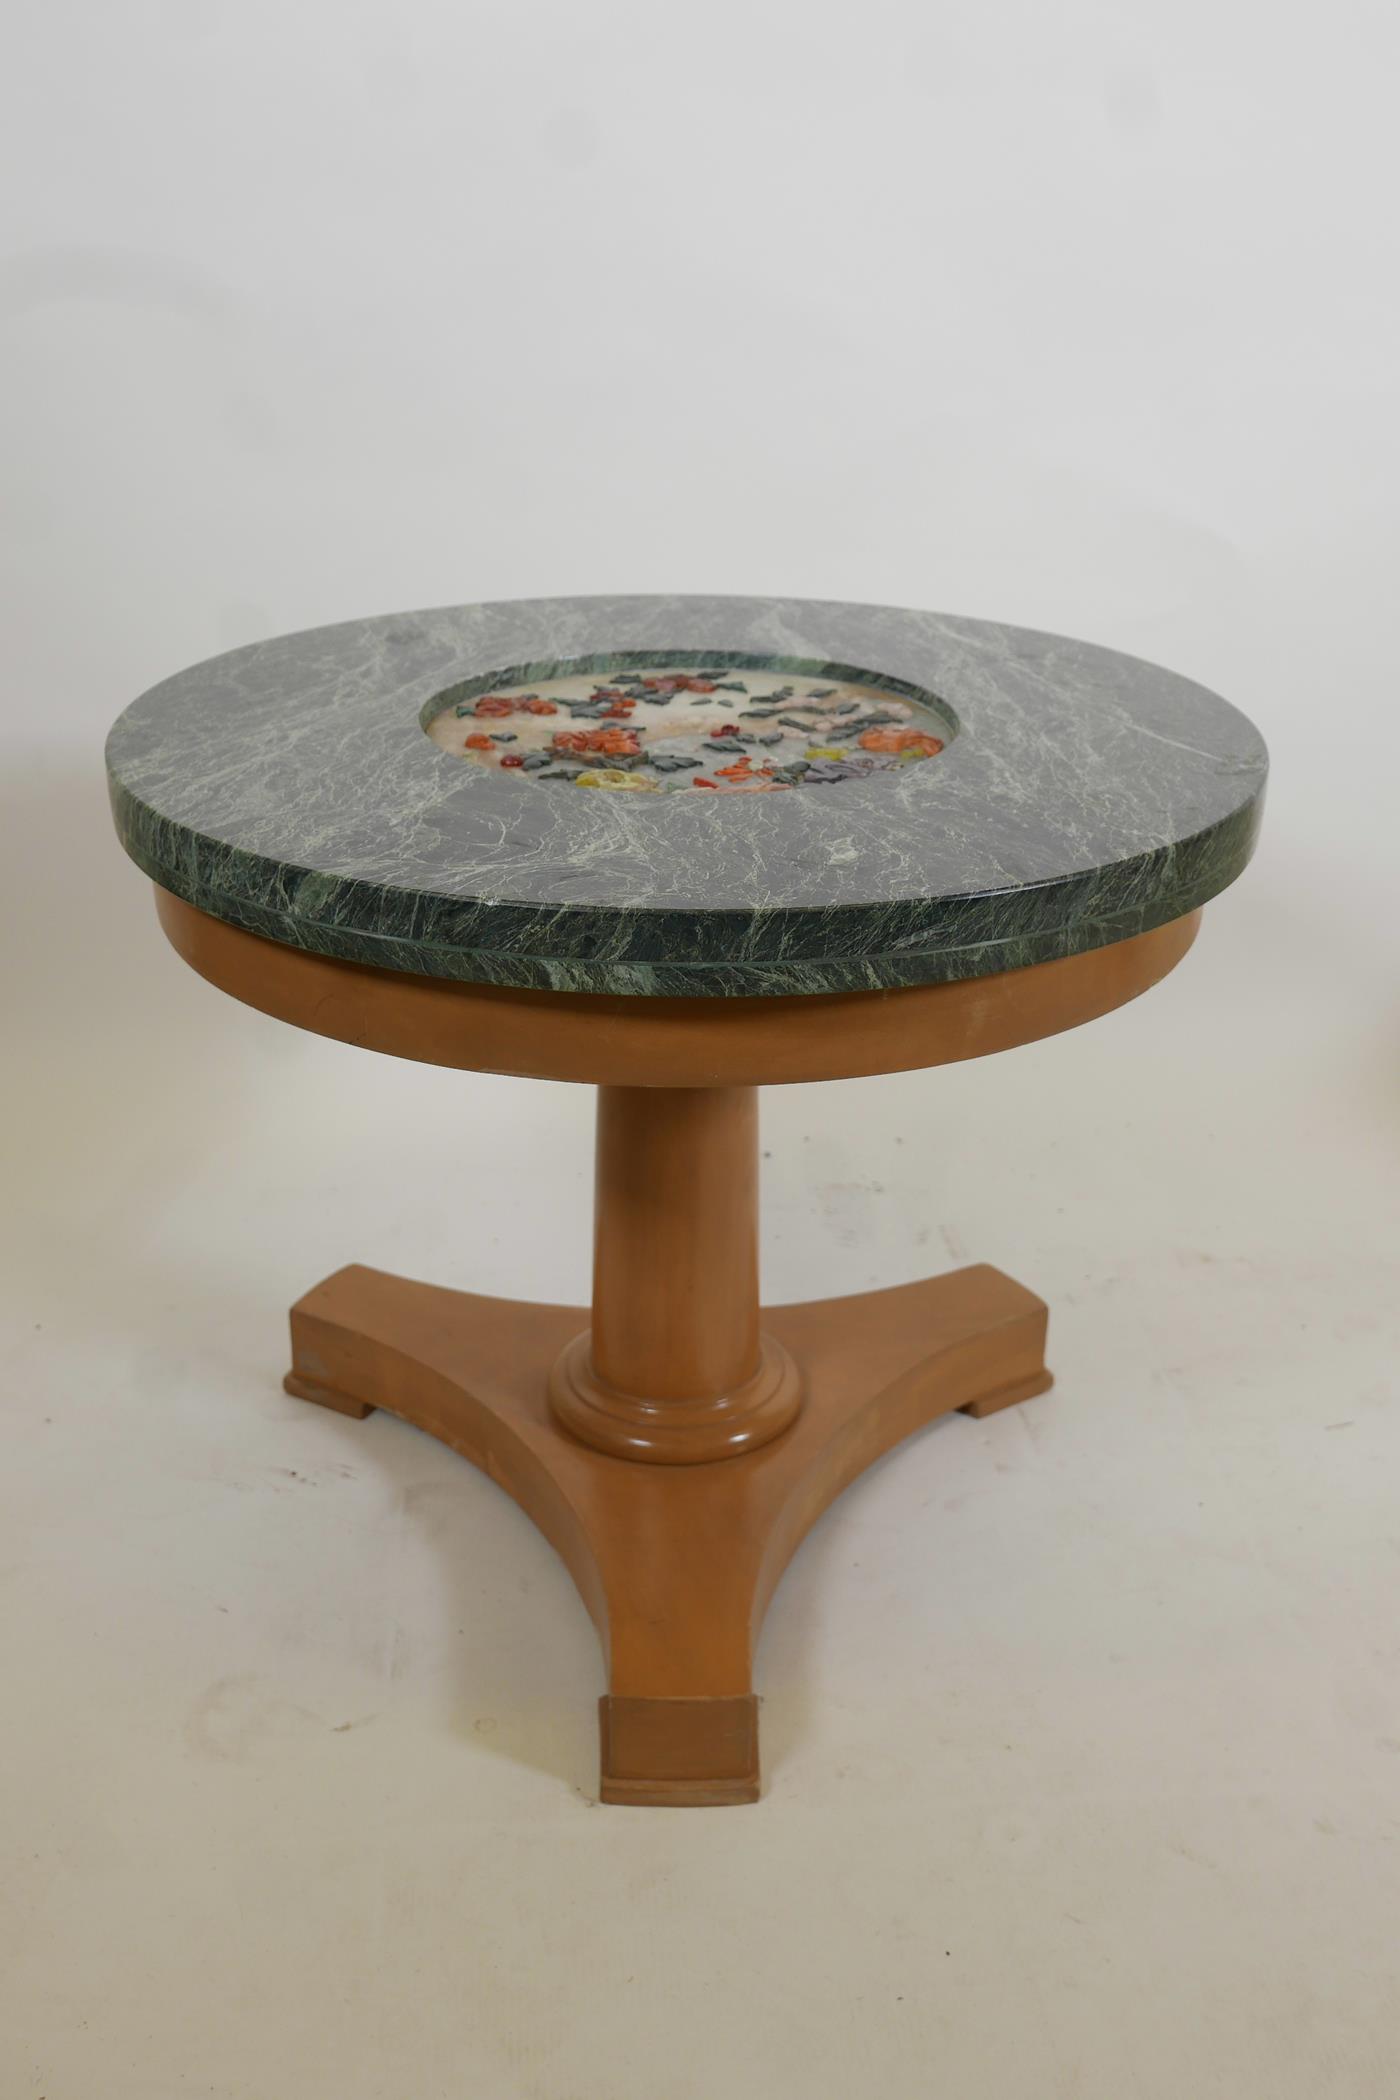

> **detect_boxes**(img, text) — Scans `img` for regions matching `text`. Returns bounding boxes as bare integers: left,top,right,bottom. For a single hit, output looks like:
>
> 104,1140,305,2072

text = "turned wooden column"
594,1086,760,1399
548,1084,802,1463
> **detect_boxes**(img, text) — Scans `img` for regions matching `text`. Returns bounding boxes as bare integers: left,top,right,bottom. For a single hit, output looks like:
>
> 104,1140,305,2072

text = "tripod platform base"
284,1261,1051,1806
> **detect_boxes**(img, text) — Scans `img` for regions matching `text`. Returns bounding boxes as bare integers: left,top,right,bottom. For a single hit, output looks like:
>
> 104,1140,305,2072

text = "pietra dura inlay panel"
424,663,951,794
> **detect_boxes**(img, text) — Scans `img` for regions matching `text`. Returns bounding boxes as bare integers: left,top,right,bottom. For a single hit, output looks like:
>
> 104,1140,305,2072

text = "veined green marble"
105,597,1267,997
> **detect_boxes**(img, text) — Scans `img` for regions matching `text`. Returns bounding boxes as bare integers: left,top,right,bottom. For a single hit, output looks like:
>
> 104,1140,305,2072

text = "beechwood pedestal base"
150,888,1210,1807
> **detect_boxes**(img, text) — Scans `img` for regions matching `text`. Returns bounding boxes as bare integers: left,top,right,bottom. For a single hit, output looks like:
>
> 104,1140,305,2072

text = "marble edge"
120,799,1262,999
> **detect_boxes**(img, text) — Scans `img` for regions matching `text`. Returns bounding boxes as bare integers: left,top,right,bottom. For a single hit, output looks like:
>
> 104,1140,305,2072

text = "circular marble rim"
105,595,1268,998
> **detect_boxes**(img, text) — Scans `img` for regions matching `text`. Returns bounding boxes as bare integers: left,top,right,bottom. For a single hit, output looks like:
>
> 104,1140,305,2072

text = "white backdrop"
3,4,1399,2096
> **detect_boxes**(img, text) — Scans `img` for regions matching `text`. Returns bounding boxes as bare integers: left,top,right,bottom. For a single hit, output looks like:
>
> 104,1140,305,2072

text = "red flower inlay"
858,728,944,756
551,726,642,758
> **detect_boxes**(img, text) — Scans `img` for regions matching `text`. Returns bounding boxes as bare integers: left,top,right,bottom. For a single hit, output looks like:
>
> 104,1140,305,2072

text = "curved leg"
284,1260,1051,1805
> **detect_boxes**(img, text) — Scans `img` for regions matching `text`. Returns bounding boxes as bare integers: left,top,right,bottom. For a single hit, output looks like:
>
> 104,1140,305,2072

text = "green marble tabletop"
106,595,1267,997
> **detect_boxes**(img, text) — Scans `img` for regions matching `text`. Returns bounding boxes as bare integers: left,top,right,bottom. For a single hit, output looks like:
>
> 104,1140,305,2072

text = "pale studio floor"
3,763,1398,2099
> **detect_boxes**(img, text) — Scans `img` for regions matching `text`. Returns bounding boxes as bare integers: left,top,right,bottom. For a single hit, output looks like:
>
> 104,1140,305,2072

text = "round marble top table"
107,595,1268,1806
